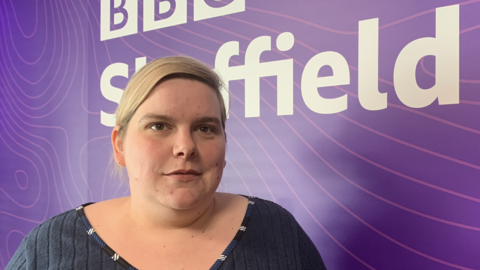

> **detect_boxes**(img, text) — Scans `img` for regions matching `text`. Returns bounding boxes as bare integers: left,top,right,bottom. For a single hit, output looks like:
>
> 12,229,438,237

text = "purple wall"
1,0,479,269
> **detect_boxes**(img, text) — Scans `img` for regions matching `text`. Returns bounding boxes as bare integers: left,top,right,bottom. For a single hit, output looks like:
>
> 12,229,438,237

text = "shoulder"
248,197,327,269
241,196,300,240
250,197,298,224
24,208,80,247
5,208,81,270
222,197,325,270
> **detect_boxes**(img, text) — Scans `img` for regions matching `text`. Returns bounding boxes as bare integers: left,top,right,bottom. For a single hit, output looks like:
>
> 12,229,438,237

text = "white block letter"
135,56,147,72
359,18,386,110
393,4,459,108
143,0,187,31
100,63,129,127
301,52,350,114
215,41,245,118
100,0,138,41
215,33,294,118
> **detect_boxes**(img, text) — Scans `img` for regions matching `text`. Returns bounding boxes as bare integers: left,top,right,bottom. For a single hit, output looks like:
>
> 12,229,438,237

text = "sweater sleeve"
297,223,327,270
5,237,27,270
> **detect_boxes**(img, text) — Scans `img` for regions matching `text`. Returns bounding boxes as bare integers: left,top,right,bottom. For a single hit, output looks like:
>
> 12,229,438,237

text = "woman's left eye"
198,126,213,133
151,123,167,130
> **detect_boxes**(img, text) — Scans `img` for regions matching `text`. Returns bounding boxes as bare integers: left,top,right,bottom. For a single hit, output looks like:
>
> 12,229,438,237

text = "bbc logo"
100,0,245,41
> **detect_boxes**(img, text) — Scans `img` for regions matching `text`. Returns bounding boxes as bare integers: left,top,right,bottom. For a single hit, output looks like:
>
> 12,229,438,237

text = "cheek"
211,146,226,175
144,142,169,166
125,138,169,171
200,142,225,168
207,144,225,162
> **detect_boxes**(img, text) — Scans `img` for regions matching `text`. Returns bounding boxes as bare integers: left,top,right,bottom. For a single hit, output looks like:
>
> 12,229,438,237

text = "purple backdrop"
1,0,479,269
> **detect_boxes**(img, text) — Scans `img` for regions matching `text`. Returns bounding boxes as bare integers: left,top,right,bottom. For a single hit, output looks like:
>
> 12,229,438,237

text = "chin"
162,188,205,210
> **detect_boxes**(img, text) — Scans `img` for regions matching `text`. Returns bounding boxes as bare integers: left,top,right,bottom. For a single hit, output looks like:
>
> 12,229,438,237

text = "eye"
151,123,167,131
198,126,214,133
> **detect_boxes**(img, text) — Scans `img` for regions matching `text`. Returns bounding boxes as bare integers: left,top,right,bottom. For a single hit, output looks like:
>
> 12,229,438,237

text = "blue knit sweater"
6,197,326,270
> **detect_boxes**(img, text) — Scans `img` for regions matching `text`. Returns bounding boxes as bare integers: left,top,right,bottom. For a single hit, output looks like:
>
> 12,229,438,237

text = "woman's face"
113,78,226,210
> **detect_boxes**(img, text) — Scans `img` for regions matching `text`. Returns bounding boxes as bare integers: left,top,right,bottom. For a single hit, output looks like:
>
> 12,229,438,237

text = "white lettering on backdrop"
100,0,246,41
100,4,459,127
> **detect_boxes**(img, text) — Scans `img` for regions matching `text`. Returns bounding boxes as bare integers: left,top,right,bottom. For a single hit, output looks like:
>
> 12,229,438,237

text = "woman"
6,56,326,270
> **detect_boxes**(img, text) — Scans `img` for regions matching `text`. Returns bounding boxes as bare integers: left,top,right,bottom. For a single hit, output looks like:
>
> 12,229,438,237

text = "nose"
172,129,197,159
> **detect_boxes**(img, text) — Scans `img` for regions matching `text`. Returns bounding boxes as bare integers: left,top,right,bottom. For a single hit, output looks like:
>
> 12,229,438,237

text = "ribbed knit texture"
6,198,326,270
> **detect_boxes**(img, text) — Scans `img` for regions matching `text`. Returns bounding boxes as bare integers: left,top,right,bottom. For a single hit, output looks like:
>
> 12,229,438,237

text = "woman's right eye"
151,123,166,130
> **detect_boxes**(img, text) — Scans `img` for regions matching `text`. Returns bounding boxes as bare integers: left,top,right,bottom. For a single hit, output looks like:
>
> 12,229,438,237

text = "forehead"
135,78,222,119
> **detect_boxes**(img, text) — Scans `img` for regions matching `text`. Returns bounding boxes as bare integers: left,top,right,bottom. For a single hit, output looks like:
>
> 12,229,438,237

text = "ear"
112,125,126,167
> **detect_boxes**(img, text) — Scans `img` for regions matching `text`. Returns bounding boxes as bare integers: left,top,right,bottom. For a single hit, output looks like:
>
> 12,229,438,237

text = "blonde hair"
112,55,228,179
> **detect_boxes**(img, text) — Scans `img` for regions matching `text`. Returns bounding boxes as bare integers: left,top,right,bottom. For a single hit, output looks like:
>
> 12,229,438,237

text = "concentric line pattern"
1,0,480,269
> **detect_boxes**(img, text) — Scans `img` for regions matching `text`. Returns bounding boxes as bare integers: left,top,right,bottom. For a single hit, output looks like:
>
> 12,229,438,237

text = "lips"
164,169,201,181
166,169,201,175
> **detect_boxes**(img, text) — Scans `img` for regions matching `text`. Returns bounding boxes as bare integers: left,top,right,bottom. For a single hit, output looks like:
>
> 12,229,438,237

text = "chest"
102,222,241,269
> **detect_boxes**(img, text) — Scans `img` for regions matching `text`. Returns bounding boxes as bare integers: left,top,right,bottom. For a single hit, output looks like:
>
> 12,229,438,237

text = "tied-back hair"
112,55,228,180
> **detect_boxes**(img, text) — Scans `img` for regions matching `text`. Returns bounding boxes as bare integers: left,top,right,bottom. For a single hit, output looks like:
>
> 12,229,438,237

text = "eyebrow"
138,114,222,126
196,116,222,126
138,114,175,123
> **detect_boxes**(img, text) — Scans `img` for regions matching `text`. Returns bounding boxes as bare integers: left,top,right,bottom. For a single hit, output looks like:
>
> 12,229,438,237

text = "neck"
125,194,217,232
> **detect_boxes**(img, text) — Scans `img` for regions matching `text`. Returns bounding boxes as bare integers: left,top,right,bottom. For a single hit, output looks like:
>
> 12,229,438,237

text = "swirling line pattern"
1,0,479,269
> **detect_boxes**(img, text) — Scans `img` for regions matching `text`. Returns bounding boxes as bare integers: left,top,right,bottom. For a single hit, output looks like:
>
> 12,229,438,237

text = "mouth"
164,169,202,181
165,169,201,176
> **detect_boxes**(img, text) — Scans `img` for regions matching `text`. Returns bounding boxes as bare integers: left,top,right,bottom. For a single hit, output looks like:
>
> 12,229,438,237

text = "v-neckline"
76,196,255,270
